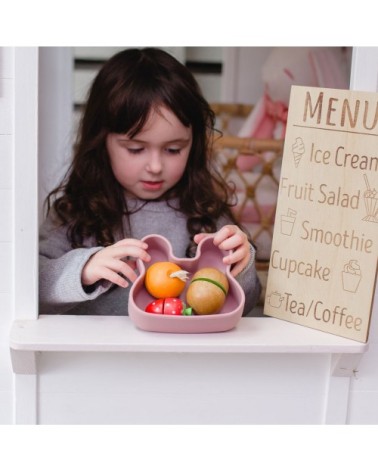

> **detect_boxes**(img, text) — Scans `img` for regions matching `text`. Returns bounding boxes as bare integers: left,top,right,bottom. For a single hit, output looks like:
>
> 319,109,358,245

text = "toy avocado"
186,267,229,315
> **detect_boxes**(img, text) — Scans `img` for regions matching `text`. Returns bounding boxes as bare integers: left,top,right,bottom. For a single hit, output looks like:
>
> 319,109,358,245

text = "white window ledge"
10,315,367,376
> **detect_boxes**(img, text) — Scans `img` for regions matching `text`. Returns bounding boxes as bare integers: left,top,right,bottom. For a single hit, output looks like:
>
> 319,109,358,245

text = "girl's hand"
81,239,151,288
194,225,251,277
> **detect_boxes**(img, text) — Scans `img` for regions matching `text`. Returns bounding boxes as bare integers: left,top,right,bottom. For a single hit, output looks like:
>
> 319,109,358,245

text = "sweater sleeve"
39,217,111,314
235,244,262,315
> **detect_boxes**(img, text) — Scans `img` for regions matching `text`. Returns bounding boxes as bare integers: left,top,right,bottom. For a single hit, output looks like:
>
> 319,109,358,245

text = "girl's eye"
166,148,181,155
127,148,144,154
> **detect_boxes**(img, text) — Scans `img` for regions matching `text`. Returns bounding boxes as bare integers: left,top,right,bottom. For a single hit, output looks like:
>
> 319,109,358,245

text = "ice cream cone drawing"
342,260,362,293
292,137,305,167
280,208,297,236
362,174,378,223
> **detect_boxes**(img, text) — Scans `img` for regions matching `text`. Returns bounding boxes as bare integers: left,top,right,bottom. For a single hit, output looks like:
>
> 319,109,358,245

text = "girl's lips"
141,180,164,191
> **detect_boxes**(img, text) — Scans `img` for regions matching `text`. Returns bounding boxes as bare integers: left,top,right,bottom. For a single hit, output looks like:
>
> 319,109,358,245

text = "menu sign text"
264,86,378,342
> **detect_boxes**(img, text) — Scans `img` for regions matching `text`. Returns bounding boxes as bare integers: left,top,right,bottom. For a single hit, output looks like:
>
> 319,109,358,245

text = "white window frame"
13,47,39,321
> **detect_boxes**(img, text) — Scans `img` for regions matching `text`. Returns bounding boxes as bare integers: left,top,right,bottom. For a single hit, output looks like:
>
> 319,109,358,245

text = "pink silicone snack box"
128,234,245,333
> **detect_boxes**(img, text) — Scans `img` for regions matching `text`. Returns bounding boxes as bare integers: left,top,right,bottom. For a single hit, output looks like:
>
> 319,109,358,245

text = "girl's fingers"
230,261,246,277
227,249,251,276
212,225,238,246
106,244,151,262
82,239,150,287
194,226,251,276
86,260,138,288
106,259,138,283
223,246,245,265
96,267,129,288
224,248,250,268
113,238,148,249
196,227,244,248
193,232,214,244
218,233,246,252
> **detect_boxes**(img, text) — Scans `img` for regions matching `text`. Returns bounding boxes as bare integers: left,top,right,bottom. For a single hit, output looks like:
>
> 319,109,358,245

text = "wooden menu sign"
264,86,378,342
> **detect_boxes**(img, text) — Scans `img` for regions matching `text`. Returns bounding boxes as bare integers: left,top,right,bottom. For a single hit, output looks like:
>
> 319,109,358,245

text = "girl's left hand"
194,225,251,277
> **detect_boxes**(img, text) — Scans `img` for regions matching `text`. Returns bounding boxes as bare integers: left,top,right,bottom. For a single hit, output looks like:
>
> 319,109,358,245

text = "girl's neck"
125,194,180,210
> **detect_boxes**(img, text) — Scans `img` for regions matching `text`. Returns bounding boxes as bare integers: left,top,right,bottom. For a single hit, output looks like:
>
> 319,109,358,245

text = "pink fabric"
238,93,288,140
235,204,276,224
236,154,261,171
309,49,348,90
236,94,287,171
239,47,349,142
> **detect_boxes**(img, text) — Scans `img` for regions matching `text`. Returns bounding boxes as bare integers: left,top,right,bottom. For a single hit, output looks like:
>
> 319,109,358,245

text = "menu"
264,86,378,342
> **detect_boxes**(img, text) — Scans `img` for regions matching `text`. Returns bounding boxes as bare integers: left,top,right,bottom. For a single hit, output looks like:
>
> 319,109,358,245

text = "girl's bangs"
108,94,153,137
107,81,194,137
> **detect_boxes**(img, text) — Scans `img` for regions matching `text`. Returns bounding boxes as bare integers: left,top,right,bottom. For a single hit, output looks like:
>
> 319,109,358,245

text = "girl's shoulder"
39,209,64,234
39,211,73,256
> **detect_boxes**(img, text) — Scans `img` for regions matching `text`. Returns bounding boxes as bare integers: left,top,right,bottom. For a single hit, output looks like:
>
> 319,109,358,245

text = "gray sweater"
39,198,261,316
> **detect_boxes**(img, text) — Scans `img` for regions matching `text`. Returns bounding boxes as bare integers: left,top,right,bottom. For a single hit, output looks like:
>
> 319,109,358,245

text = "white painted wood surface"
10,314,367,424
10,316,367,358
11,47,39,425
0,46,15,425
36,350,330,424
13,47,39,321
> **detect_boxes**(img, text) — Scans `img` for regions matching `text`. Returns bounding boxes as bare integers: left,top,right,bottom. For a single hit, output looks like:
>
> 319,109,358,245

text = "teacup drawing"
267,291,284,308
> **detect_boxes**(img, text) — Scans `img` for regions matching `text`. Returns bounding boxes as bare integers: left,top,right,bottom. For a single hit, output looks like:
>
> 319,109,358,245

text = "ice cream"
292,137,305,167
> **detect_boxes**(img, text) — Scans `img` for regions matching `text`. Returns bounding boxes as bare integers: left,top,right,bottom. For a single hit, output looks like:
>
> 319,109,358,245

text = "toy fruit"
186,267,229,315
145,261,189,299
145,298,193,316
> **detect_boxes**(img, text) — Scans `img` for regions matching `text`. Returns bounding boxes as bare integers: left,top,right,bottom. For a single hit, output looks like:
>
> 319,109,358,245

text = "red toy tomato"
145,298,193,316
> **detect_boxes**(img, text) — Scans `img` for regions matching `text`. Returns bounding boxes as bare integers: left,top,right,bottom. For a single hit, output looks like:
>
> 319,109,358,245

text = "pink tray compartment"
128,234,245,333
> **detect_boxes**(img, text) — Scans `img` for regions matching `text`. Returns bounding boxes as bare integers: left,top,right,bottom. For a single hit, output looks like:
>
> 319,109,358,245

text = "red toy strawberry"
145,298,193,316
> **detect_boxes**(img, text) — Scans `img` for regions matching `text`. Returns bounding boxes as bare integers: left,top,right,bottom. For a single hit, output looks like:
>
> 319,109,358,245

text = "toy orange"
145,261,189,299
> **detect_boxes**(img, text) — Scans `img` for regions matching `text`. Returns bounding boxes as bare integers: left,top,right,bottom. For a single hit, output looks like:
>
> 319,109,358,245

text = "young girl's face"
106,106,192,200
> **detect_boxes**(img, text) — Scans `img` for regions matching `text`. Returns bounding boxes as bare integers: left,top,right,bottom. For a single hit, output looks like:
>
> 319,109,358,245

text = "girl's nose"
146,152,163,173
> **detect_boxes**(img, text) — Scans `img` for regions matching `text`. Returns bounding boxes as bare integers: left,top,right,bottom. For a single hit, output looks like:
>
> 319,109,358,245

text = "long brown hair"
47,48,241,255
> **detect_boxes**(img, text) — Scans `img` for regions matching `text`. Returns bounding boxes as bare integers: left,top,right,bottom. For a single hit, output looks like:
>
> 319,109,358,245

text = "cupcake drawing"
342,260,362,293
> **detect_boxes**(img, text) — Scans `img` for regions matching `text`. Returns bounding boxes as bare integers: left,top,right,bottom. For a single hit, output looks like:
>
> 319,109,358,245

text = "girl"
39,48,261,316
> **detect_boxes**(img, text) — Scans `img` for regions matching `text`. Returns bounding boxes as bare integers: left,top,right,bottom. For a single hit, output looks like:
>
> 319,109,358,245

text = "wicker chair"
210,103,285,304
